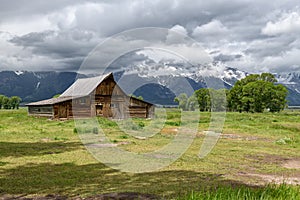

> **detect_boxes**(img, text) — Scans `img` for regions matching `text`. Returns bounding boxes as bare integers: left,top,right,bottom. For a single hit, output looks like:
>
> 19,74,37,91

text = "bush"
73,128,78,133
92,127,99,134
138,121,145,128
165,121,181,126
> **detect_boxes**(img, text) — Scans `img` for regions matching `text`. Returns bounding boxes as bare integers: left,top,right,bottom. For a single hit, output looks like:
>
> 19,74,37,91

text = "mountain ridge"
0,68,299,106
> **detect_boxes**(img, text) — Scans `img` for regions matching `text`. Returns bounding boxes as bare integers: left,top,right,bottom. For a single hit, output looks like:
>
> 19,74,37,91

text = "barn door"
96,104,103,116
59,103,67,118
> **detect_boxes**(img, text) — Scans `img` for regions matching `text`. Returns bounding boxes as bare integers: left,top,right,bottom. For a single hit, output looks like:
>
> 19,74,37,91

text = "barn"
26,73,154,119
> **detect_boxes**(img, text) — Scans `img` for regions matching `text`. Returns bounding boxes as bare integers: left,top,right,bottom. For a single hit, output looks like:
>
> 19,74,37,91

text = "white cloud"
262,11,300,36
169,25,188,36
192,20,229,37
261,48,300,72
166,25,188,44
0,15,55,35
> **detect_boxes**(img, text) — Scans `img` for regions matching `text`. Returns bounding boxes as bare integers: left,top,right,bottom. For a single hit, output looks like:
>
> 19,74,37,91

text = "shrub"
93,127,99,134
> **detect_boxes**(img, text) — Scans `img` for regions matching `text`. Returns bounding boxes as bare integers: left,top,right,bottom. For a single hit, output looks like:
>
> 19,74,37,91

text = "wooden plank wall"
92,77,154,119
28,105,53,117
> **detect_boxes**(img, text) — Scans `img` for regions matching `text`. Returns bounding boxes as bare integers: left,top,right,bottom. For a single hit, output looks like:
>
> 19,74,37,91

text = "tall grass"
180,184,300,200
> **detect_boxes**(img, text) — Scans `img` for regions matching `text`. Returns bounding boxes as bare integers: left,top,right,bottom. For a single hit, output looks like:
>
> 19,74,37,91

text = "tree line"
174,73,288,113
0,95,22,109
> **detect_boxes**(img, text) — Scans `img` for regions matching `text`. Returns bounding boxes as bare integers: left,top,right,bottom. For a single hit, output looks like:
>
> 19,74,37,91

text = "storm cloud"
0,0,299,73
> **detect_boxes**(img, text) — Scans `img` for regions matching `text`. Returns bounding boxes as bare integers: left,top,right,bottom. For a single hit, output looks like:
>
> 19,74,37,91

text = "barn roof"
26,72,154,106
61,73,112,97
26,96,82,106
27,73,112,106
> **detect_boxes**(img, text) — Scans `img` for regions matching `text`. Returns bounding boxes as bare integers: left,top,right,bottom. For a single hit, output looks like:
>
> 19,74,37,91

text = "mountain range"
0,67,299,106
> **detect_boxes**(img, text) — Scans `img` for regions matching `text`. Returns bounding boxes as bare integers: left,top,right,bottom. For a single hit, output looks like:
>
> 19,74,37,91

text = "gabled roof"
61,73,112,97
26,72,154,107
26,96,83,106
27,73,112,106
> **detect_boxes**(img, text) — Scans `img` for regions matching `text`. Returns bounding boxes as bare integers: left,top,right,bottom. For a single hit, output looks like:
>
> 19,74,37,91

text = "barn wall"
93,76,128,118
128,97,150,118
28,105,53,117
68,96,92,118
92,77,154,119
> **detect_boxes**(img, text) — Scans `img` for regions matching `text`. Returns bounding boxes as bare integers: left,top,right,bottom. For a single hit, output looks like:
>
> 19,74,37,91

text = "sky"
0,0,300,74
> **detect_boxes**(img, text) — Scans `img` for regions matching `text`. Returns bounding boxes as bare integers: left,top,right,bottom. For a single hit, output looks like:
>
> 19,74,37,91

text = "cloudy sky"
0,0,300,74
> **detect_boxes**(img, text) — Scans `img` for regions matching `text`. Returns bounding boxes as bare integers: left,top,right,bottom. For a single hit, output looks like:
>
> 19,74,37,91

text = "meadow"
0,108,299,199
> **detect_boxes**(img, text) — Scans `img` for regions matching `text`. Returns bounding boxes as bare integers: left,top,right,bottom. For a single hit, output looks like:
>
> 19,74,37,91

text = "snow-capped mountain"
113,62,299,106
113,63,247,105
0,66,299,106
0,71,86,103
274,72,300,106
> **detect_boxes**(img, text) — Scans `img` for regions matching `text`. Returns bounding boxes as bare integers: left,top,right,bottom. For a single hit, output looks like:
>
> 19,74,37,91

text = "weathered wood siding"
71,97,91,118
92,76,154,119
28,105,53,117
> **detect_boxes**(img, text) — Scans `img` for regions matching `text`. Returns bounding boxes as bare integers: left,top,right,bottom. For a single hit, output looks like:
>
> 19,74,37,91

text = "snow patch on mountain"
36,82,40,89
14,71,24,76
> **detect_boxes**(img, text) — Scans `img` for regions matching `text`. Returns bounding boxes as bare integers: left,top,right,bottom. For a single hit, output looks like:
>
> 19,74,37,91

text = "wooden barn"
27,73,154,119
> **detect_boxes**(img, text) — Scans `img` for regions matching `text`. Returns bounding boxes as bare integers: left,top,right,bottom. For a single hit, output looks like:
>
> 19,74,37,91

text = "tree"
2,96,10,109
187,94,198,111
137,96,144,100
228,73,287,113
194,88,211,111
260,73,277,83
53,94,61,98
0,95,5,109
209,88,227,112
174,93,188,111
130,94,144,101
267,84,288,112
10,96,22,109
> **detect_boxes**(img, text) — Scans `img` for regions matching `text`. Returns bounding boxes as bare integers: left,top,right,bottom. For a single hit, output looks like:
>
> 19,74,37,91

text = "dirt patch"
86,141,131,148
40,138,51,142
221,134,270,141
246,153,300,170
283,159,300,169
160,128,178,135
238,172,300,185
245,153,290,165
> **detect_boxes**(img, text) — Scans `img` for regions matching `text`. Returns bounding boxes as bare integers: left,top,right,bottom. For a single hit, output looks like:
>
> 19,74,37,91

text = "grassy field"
0,108,299,199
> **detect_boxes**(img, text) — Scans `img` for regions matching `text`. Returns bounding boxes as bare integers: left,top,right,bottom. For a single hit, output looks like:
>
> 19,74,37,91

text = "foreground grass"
180,184,300,200
0,108,299,199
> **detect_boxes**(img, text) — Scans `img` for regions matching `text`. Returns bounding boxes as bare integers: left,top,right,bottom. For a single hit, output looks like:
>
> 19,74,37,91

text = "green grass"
0,108,299,199
179,184,300,200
